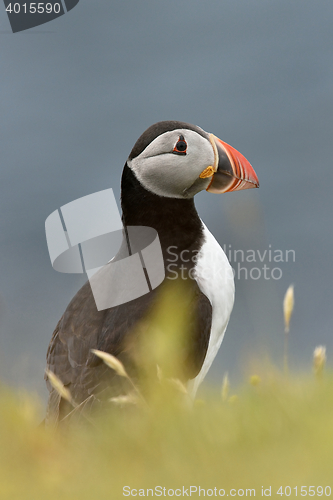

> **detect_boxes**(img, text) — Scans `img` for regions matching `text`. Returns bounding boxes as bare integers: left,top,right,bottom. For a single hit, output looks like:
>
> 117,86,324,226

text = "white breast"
187,223,235,398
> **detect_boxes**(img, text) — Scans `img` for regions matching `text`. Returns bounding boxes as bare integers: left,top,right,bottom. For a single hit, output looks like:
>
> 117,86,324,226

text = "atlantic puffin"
45,121,259,424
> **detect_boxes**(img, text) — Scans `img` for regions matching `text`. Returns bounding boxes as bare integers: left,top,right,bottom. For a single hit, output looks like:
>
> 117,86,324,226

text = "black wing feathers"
46,278,212,421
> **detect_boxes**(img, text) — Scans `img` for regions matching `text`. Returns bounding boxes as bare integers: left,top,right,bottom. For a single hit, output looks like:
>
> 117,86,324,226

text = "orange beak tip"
208,135,259,193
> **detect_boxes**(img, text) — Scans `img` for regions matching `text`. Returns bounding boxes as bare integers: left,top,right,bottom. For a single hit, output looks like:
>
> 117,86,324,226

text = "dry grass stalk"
45,369,75,407
313,345,326,379
91,349,128,378
167,378,188,395
283,284,295,375
91,349,148,408
109,393,138,406
283,285,295,334
60,395,97,427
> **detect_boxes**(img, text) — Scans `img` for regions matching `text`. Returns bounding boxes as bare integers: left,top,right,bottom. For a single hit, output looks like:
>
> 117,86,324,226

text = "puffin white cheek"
128,136,215,199
147,156,194,197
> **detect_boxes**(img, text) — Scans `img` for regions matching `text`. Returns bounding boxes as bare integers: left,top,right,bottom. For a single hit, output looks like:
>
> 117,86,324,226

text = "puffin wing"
45,279,156,421
45,277,212,422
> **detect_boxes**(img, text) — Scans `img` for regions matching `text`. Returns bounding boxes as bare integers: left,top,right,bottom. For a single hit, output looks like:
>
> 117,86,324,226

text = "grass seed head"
313,345,326,378
45,370,73,405
91,349,128,378
283,284,295,333
109,393,138,406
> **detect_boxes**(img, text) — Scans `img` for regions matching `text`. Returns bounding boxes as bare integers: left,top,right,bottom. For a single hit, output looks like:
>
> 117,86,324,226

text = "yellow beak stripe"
199,166,215,178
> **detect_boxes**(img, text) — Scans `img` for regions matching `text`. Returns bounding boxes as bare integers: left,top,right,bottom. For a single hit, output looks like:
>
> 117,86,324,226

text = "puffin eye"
173,135,187,155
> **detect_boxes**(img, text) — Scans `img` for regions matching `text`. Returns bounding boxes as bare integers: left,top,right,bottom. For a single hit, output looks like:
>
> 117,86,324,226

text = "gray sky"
1,0,332,399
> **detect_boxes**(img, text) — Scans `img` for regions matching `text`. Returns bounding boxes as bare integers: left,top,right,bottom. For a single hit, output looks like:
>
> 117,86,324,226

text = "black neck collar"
121,163,204,259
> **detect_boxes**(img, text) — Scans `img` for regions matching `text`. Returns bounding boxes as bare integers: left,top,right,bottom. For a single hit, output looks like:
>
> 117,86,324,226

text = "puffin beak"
201,134,259,193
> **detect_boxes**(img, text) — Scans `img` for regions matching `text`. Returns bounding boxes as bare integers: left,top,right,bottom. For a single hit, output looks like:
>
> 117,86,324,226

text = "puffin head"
126,121,259,199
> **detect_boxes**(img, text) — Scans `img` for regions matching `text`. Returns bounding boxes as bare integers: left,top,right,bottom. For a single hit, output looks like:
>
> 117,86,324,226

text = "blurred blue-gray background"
1,0,332,398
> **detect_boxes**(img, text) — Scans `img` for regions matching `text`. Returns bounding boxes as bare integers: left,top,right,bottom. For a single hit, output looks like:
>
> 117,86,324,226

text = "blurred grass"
1,283,330,498
1,372,333,500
